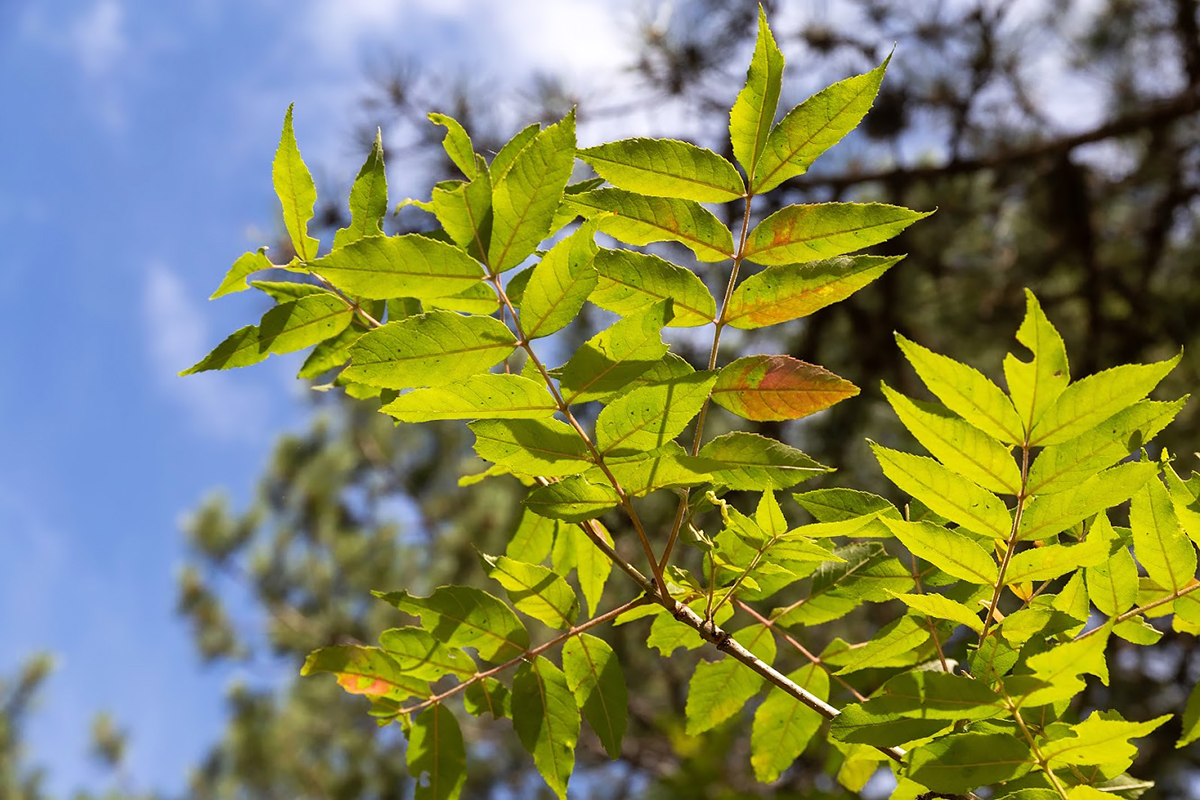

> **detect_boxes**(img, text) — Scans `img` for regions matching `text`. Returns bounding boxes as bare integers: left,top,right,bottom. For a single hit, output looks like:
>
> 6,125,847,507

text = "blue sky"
0,0,639,794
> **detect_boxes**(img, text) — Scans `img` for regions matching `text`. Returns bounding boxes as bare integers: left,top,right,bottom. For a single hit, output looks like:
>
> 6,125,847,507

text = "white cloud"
142,263,271,442
70,0,127,78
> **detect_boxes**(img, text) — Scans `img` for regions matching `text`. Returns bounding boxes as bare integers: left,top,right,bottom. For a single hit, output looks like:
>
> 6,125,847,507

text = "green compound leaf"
1163,461,1200,547
897,334,1024,446
482,553,579,629
298,323,365,379
1002,290,1070,436
832,672,1004,746
1177,681,1200,748
730,7,784,178
750,663,828,783
562,633,627,760
180,325,267,375
428,112,477,179
431,172,492,262
1026,399,1185,495
1086,542,1139,617
374,585,529,663
333,128,388,249
595,372,716,454
489,111,576,273
578,137,744,203
559,299,672,404
469,418,593,477
871,443,1012,539
907,733,1033,794
882,384,1021,496
585,443,716,497
794,488,899,522
1004,515,1114,584
525,477,620,523
700,431,831,490
743,202,928,266
301,645,430,702
591,249,716,327
250,280,328,302
881,518,999,585
892,592,984,633
1020,628,1111,706
211,247,273,299
273,104,320,261
343,312,516,390
551,522,613,617
520,222,600,339
490,122,539,181
426,281,500,315
773,542,911,627
566,188,735,262
711,355,858,422
512,657,580,800
505,508,558,564
383,375,557,422
377,627,476,681
1041,713,1169,768
1029,354,1181,446
685,625,777,735
725,254,901,329
257,294,354,356
407,704,467,800
1019,460,1157,541
752,58,889,194
309,234,485,300
831,614,931,675
1130,476,1196,592
464,677,512,720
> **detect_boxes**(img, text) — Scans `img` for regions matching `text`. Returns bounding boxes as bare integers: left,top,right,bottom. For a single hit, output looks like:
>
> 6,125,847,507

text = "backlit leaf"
562,634,627,759
596,372,716,454
302,645,430,702
882,384,1021,495
579,138,744,203
505,508,557,565
375,586,529,663
469,418,593,477
257,293,354,355
559,299,672,404
699,431,831,490
881,518,999,585
590,249,716,327
333,128,388,248
309,235,485,300
1086,543,1138,617
743,202,928,266
872,444,1012,539
344,312,516,389
1130,476,1196,592
1027,399,1184,495
1004,515,1114,584
1019,460,1157,541
1030,354,1181,446
406,704,467,800
525,477,620,523
892,592,984,633
464,678,511,720
685,625,776,734
490,123,539,181
725,254,900,329
550,522,613,616
428,112,477,179
520,222,600,339
1003,290,1070,435
1041,713,1169,767
383,375,557,422
793,488,899,522
832,614,930,675
586,443,715,497
1177,681,1200,748
432,171,492,262
907,733,1033,794
751,663,828,783
298,322,365,378
212,247,273,299
377,627,476,681
566,188,734,262
729,7,784,177
832,671,1003,746
752,58,889,194
897,334,1024,445
482,554,579,629
512,657,579,800
711,355,858,421
274,104,320,260
490,111,576,273
180,325,269,375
